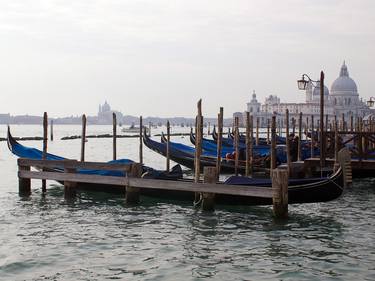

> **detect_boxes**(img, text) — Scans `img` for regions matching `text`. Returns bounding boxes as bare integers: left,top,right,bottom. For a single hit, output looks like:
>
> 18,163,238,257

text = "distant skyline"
0,0,374,118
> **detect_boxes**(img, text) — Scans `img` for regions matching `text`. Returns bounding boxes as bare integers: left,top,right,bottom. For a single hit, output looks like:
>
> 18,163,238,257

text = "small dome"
313,82,329,96
331,62,358,94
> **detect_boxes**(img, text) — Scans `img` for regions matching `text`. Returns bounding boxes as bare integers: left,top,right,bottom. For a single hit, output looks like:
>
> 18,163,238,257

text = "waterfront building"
239,62,372,128
97,101,124,124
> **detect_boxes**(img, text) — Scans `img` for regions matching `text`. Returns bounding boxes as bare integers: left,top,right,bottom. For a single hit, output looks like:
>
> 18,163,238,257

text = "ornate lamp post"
366,97,375,107
297,71,325,170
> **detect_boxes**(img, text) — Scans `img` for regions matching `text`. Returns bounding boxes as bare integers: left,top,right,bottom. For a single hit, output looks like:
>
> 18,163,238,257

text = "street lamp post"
297,71,325,171
367,97,375,107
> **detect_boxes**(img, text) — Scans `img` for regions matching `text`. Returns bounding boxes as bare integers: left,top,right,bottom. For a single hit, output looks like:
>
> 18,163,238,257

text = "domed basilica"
241,62,372,127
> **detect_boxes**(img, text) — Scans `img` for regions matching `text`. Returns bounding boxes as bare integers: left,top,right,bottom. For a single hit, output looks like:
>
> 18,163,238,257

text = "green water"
0,125,374,280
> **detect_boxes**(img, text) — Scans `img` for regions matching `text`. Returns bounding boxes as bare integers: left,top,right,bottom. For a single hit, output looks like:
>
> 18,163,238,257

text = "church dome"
330,62,358,94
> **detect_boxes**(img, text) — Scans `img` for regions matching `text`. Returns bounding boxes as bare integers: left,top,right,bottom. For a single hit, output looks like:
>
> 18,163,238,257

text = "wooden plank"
17,158,132,171
18,170,274,198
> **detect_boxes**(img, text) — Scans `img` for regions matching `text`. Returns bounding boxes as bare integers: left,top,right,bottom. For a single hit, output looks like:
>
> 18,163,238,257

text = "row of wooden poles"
41,106,362,186
23,110,289,216
190,101,367,181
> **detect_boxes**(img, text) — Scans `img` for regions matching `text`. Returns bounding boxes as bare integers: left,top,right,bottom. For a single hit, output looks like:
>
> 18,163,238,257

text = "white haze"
0,0,374,118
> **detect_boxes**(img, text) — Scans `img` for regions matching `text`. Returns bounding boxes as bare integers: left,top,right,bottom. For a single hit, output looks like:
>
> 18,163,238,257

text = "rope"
326,173,345,191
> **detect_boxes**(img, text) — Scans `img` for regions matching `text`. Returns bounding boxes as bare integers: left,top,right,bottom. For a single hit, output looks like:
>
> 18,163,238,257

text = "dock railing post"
201,166,217,211
125,163,142,204
18,160,31,196
42,112,48,193
272,168,288,219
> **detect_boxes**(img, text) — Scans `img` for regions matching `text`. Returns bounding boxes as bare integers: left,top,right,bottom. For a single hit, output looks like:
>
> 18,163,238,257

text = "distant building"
97,101,124,124
236,62,373,127
0,113,10,124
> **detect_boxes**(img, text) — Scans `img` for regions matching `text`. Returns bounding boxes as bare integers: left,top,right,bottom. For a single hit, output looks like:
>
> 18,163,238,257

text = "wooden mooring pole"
256,117,259,146
81,114,86,162
113,113,117,161
286,109,291,175
271,115,277,170
245,112,251,177
311,115,314,158
298,112,302,161
42,112,48,193
234,116,239,176
216,107,223,179
272,168,288,219
194,99,203,183
50,120,54,141
139,116,143,165
166,120,170,172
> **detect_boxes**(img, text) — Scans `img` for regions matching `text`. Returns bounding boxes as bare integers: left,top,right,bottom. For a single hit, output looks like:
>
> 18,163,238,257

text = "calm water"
0,125,375,281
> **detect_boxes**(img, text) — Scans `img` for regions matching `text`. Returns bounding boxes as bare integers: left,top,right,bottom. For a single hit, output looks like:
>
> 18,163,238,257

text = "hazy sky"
0,0,374,118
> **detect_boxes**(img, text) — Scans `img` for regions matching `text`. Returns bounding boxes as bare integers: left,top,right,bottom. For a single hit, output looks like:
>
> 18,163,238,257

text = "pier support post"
272,168,288,219
125,163,142,204
202,167,217,211
64,161,77,199
18,164,31,196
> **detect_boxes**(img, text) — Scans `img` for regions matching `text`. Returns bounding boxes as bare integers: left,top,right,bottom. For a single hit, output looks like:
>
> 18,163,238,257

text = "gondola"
188,130,270,157
7,127,345,205
144,132,270,173
212,126,286,146
7,126,183,180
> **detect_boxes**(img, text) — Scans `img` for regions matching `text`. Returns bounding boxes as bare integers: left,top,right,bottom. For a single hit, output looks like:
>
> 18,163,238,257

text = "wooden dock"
17,158,288,218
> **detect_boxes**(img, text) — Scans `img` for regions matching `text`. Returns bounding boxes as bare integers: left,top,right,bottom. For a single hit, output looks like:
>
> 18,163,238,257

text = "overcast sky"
0,0,374,118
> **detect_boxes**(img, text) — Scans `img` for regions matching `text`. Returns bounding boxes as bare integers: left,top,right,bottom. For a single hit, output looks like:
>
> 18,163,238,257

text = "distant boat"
122,123,149,134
